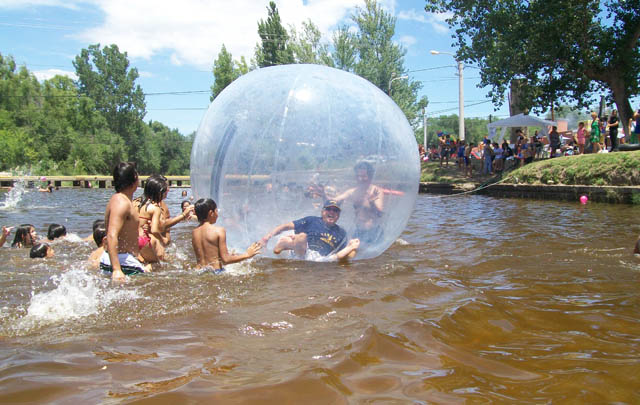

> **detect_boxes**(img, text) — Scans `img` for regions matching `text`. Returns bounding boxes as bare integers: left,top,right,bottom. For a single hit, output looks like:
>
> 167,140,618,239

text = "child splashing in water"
134,176,167,263
134,175,194,263
11,224,37,248
30,243,54,258
192,198,261,272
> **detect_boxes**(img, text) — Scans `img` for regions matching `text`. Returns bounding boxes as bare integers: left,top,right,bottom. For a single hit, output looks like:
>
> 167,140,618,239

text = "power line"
406,65,455,73
429,99,487,104
145,90,210,96
426,100,492,115
148,108,207,111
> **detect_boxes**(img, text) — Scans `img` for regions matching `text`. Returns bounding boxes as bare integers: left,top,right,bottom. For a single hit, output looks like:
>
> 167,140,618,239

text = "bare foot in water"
273,235,294,254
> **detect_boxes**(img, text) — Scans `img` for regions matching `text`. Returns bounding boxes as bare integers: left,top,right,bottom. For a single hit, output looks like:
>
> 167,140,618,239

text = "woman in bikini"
134,175,194,263
134,175,170,263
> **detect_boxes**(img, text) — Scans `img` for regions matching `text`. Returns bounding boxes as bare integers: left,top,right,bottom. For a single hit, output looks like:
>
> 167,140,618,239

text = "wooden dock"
0,175,191,189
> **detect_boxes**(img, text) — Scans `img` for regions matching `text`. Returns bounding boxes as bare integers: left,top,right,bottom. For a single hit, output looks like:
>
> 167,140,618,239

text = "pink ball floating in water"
580,195,588,204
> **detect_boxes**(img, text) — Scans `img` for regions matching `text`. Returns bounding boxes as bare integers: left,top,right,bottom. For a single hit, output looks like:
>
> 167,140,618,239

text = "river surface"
0,186,639,403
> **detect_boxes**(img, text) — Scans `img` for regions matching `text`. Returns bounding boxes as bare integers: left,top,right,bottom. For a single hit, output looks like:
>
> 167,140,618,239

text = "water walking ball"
190,64,420,260
580,195,588,204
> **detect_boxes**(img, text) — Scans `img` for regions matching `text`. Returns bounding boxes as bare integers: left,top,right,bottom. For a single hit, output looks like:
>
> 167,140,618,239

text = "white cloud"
399,35,416,47
33,68,77,81
397,8,451,35
65,0,373,70
2,0,415,70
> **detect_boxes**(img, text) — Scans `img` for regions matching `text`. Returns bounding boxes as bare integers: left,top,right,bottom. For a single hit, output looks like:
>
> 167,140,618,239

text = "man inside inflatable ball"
260,200,360,261
306,161,385,247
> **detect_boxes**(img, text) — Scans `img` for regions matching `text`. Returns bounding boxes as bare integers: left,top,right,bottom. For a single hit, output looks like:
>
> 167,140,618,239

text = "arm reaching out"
260,222,295,247
219,228,262,264
0,226,13,248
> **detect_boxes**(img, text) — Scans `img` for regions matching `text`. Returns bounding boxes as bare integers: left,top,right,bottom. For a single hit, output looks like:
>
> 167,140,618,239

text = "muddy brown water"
1,187,639,403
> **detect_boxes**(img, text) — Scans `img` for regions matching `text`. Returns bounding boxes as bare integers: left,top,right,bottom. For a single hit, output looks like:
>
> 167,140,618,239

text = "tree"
255,1,294,67
425,0,640,139
289,20,333,66
351,0,427,128
211,44,242,101
73,44,147,160
332,25,357,71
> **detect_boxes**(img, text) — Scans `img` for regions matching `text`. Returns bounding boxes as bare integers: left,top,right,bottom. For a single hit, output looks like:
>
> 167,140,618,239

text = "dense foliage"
425,0,640,136
0,48,192,175
423,114,491,147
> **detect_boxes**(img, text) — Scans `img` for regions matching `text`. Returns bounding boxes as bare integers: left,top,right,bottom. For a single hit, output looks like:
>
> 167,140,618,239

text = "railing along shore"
0,176,191,189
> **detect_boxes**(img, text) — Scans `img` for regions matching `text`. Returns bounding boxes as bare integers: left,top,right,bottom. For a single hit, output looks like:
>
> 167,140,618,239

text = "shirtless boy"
102,162,148,281
88,221,106,270
192,198,261,271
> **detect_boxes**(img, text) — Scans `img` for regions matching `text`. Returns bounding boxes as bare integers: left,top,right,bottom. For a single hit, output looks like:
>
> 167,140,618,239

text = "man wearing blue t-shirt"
260,200,359,260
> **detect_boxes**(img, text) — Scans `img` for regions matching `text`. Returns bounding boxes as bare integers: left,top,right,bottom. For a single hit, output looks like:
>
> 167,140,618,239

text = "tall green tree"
289,20,333,65
73,44,147,160
351,0,427,128
211,44,243,101
255,1,294,67
332,25,357,71
425,0,640,137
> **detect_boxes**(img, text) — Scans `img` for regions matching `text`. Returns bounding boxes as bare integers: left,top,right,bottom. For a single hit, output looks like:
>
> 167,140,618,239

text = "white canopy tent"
487,113,557,140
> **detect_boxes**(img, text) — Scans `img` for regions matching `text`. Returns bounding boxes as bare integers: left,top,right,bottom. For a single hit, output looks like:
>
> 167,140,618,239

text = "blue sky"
0,0,512,136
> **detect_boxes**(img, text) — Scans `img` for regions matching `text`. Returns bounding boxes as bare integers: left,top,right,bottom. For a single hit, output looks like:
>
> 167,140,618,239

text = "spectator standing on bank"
549,126,561,158
576,122,586,155
590,112,601,153
608,110,619,151
482,139,493,175
632,109,640,144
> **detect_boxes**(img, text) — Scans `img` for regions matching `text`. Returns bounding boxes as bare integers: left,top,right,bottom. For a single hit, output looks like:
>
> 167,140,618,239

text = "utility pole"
431,50,464,140
423,107,427,150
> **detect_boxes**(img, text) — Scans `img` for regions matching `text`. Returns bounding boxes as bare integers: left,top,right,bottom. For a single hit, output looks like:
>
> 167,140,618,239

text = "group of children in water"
2,159,384,281
0,223,65,258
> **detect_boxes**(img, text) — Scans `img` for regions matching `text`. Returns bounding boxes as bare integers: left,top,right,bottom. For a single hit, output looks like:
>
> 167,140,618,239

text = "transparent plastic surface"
191,64,419,260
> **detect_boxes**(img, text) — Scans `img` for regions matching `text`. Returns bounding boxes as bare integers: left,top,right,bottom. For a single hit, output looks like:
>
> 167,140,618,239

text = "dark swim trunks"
202,267,225,274
99,251,146,275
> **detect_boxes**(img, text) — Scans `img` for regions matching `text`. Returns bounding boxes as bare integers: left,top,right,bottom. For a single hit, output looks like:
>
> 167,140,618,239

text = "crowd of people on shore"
417,108,640,177
2,160,385,282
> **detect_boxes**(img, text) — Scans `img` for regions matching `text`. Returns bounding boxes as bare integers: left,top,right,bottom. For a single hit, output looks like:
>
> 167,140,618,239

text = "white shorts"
99,251,145,275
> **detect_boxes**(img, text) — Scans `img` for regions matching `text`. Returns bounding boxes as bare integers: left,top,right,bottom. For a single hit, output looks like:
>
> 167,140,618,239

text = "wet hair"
47,223,66,240
181,200,191,211
136,174,168,211
92,219,105,231
30,243,49,258
12,224,34,247
93,224,107,247
354,161,375,179
194,198,217,223
113,162,138,192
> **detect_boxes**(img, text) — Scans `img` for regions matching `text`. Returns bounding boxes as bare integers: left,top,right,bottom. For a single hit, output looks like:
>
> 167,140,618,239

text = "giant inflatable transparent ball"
191,64,419,260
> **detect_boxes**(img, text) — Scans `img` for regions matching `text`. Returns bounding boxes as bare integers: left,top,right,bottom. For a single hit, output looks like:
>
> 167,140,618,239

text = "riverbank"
420,151,640,203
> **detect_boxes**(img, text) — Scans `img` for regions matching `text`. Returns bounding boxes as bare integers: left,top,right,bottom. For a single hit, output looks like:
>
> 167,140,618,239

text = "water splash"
17,268,139,329
0,179,27,210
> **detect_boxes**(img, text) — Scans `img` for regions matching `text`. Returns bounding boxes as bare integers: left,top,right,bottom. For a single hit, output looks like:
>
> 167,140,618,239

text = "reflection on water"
1,188,640,402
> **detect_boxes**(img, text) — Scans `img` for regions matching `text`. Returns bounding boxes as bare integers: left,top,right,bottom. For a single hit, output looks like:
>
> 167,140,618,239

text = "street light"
430,50,465,141
388,74,408,95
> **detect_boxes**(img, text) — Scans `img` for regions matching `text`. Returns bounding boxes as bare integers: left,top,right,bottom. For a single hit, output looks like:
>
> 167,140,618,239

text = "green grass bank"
420,151,640,204
420,151,640,187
